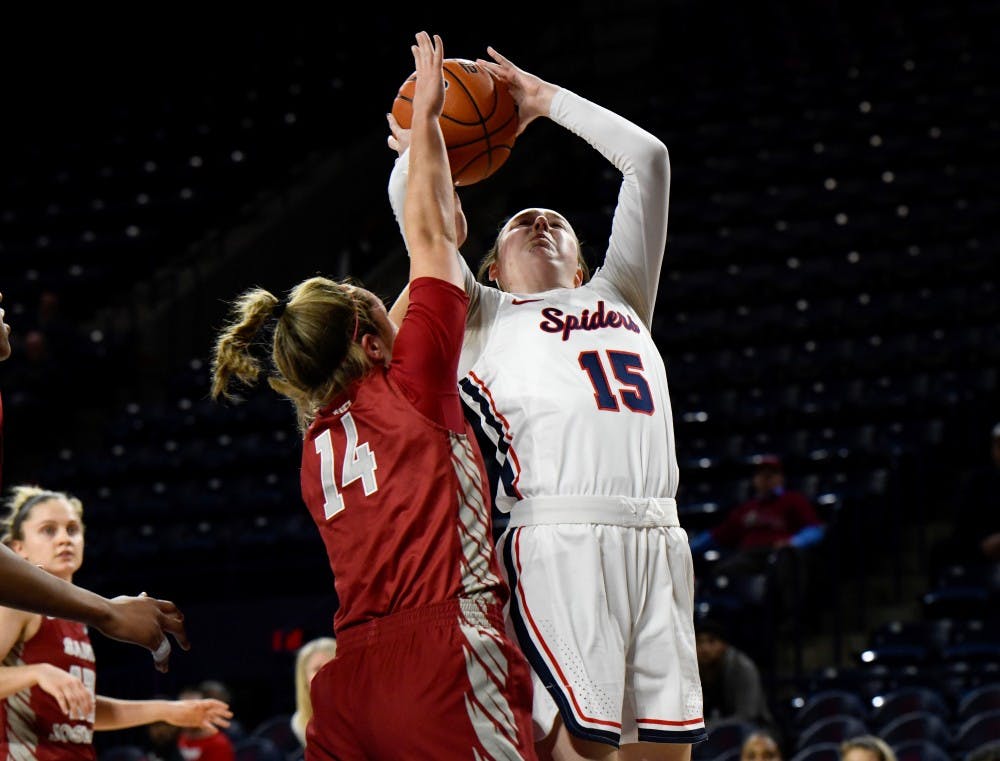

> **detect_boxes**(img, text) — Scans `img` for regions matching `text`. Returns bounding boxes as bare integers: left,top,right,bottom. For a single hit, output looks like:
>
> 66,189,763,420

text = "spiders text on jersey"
538,300,641,342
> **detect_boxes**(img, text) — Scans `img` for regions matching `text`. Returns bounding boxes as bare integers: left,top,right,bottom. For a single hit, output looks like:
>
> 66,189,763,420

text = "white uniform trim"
507,496,678,528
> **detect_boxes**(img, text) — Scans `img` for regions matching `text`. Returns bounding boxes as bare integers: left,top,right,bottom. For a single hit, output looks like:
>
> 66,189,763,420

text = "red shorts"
306,598,537,761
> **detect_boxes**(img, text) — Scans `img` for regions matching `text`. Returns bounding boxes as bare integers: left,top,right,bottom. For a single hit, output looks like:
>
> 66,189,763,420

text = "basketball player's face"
12,498,85,581
493,208,583,293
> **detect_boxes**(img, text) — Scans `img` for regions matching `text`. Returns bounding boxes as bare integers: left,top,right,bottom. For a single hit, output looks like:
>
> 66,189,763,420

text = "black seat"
871,686,951,729
796,714,869,751
795,689,869,729
879,711,952,749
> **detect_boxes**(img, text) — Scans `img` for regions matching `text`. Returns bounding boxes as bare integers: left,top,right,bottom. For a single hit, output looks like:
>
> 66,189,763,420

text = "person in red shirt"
177,686,235,761
689,455,826,615
209,32,535,761
0,485,232,761
699,456,824,554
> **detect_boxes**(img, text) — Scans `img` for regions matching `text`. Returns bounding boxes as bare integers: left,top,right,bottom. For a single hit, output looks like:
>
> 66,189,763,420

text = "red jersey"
710,488,822,550
300,278,507,635
1,616,97,760
177,731,235,761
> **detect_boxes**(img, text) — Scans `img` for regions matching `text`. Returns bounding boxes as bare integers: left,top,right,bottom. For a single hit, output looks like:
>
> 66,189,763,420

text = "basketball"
391,58,519,186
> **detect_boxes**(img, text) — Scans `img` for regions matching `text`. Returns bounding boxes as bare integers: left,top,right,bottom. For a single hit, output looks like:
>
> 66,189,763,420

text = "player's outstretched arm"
0,545,188,671
95,696,231,732
404,31,462,289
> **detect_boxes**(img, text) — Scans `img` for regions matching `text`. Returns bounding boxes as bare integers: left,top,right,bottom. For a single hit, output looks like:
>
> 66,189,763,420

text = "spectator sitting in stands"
197,679,245,743
696,617,778,738
290,636,337,750
689,455,825,616
741,731,783,761
930,421,1000,578
840,735,897,761
176,685,235,761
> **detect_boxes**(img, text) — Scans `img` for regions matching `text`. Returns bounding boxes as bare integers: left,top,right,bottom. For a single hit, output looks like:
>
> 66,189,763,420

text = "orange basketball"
391,58,519,186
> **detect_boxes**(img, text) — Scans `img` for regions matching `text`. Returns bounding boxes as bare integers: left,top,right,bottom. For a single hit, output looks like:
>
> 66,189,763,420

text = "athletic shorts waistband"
505,495,679,528
335,597,504,653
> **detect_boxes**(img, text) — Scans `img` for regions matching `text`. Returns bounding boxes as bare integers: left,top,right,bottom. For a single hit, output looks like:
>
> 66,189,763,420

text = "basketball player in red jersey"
0,290,188,669
210,32,536,761
0,485,232,760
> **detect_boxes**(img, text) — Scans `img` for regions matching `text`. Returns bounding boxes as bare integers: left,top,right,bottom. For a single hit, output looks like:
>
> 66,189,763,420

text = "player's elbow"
648,141,670,182
408,230,456,263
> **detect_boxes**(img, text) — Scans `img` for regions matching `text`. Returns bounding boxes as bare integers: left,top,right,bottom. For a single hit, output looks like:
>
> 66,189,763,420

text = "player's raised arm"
404,32,462,290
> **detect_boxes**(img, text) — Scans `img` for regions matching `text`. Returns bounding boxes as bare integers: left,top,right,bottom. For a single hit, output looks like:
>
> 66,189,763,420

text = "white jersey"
390,85,703,749
389,87,677,517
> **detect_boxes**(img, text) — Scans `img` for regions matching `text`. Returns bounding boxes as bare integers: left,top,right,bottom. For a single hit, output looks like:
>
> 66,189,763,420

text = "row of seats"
690,684,1000,761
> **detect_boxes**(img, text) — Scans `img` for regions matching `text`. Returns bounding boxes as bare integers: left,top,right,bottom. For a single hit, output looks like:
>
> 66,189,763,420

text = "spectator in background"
177,685,235,761
198,679,246,743
144,709,184,761
696,617,778,738
290,637,337,749
931,421,1000,577
689,455,825,615
840,736,898,761
741,731,783,761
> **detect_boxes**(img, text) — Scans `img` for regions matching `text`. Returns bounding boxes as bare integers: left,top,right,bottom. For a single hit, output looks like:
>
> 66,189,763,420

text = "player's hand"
386,112,411,156
476,46,557,136
33,663,94,720
100,593,190,673
410,31,445,121
166,698,233,733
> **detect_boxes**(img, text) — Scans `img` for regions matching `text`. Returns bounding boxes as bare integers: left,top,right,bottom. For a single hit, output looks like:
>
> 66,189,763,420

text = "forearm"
0,546,112,628
0,664,45,700
94,696,172,731
790,524,826,549
550,88,668,178
406,112,458,279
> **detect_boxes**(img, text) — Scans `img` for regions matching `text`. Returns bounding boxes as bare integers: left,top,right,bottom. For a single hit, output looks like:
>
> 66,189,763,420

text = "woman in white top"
387,47,702,761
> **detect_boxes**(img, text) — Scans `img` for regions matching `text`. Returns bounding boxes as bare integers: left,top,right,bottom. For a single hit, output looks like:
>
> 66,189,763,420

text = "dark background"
1,1,997,755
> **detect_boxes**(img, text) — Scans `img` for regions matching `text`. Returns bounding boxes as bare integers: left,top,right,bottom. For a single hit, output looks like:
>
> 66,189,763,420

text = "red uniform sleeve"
389,277,469,432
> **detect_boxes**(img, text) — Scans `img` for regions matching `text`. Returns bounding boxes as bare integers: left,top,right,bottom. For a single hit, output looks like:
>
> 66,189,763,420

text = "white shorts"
497,496,706,748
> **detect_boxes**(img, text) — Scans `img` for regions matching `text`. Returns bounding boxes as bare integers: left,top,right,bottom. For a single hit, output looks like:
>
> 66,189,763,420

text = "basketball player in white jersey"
386,48,703,761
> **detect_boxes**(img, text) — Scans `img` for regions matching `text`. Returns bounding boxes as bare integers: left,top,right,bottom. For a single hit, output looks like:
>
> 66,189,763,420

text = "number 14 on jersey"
314,412,379,519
